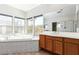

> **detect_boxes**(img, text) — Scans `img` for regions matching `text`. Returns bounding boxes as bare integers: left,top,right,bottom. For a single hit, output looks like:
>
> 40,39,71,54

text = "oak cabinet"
64,38,79,55
39,35,46,49
39,35,63,54
53,40,63,55
45,36,53,52
64,43,79,55
45,36,63,54
39,35,79,55
50,37,63,54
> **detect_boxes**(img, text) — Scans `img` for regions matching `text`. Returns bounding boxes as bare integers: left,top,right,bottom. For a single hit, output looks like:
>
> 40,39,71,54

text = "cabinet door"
46,36,53,52
64,43,79,55
39,35,46,49
53,41,63,55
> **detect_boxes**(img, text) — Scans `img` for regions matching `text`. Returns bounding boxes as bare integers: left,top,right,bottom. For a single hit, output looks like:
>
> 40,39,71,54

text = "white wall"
0,4,26,18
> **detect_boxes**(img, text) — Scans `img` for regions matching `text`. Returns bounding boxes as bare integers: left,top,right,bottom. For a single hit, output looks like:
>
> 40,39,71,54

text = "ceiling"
9,4,40,12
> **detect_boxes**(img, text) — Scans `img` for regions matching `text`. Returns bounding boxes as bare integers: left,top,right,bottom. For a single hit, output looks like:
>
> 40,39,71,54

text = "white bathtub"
0,34,39,54
0,34,39,41
8,34,33,40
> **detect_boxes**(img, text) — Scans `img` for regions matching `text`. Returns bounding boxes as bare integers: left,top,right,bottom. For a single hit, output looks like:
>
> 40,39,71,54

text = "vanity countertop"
40,31,79,39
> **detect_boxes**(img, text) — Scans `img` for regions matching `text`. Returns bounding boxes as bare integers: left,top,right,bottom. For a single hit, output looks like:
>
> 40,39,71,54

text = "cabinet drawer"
46,35,63,41
64,38,79,44
52,37,63,41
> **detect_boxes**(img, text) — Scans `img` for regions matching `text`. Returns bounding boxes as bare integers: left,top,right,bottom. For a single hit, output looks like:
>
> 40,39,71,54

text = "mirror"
44,4,79,32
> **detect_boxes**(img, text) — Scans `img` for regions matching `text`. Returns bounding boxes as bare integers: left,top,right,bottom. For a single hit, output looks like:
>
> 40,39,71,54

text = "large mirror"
44,4,79,32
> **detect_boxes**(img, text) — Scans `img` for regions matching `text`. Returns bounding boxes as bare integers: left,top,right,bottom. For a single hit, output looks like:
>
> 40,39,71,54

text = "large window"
0,14,26,35
0,15,12,34
0,14,44,35
27,18,33,34
14,17,25,34
35,16,44,35
27,16,44,35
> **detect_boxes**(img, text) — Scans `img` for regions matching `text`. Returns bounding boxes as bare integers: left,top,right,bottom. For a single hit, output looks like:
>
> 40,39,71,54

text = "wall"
0,4,26,18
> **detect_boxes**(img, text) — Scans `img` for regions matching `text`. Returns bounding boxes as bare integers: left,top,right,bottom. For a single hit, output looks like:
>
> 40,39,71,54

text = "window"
0,15,12,34
0,14,26,35
27,18,33,34
35,16,44,35
14,17,25,34
27,16,44,35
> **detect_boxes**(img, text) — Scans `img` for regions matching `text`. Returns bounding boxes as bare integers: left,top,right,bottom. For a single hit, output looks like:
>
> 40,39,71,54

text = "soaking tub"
0,34,39,54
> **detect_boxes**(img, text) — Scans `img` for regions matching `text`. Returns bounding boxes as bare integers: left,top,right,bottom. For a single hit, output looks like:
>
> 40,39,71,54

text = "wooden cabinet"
39,35,46,49
45,36,63,54
64,43,79,55
53,40,63,55
39,35,79,55
39,35,63,54
64,38,79,55
45,36,53,52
